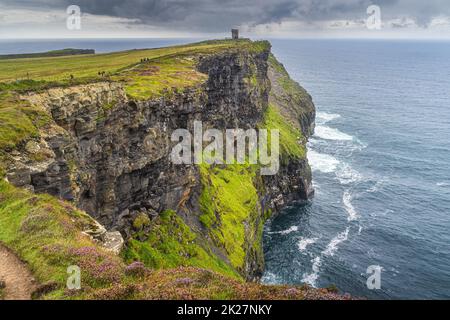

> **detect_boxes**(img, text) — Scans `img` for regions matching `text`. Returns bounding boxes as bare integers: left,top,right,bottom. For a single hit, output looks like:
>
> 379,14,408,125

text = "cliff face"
262,54,315,212
2,40,315,280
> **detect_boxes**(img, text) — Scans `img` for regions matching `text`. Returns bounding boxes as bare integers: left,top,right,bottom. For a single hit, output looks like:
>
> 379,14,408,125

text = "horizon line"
1,36,450,42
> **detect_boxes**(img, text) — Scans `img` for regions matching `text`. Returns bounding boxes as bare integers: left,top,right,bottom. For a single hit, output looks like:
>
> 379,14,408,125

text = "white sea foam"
323,227,350,257
315,125,354,141
316,112,341,124
307,150,340,173
307,150,363,187
301,256,322,287
281,226,299,235
343,191,359,222
268,226,299,235
297,237,318,252
367,179,384,193
437,182,450,187
301,228,350,287
336,163,363,185
358,225,363,235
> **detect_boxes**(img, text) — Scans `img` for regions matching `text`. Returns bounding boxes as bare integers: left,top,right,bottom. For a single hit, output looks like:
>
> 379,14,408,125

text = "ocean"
2,38,449,299
263,39,450,299
0,38,203,55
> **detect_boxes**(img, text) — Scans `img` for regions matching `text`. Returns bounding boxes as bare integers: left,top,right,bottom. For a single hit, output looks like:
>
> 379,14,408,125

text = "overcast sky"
1,0,450,39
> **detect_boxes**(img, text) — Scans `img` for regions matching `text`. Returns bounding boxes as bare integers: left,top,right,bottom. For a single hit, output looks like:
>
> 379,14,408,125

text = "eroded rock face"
7,47,315,279
262,59,316,212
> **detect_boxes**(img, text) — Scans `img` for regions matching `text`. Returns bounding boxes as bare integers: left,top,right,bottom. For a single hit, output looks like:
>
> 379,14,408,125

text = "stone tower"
232,29,239,40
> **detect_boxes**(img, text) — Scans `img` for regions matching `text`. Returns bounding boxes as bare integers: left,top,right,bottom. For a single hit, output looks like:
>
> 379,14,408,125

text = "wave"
378,209,394,216
336,163,363,185
436,182,450,187
301,256,322,287
358,225,363,235
323,227,350,257
308,149,364,188
315,125,354,141
316,112,341,124
268,226,299,235
301,228,350,287
307,150,340,173
343,191,359,222
298,237,319,252
366,179,385,193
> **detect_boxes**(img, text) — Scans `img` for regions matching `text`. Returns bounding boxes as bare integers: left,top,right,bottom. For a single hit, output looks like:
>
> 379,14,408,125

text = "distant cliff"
0,40,324,299
0,48,95,60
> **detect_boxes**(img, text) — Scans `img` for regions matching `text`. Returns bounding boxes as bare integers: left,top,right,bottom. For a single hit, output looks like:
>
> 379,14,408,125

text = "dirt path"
0,244,36,300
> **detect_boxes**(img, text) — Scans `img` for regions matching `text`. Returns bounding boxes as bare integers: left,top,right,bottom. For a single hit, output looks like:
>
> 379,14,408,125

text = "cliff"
0,40,321,298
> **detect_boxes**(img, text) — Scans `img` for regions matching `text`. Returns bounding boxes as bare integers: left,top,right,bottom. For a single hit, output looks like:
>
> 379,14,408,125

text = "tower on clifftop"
232,29,239,40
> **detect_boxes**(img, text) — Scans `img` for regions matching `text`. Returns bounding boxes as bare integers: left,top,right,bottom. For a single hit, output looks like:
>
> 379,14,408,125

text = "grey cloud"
2,0,450,31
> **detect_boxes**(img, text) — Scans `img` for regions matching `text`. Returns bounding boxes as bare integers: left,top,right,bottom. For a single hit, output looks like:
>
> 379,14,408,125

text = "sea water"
262,39,450,299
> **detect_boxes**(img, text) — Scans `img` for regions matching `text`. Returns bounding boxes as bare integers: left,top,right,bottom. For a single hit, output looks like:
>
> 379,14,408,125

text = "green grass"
0,92,51,151
122,210,240,279
0,179,126,298
268,53,312,110
260,104,306,160
268,53,296,94
0,179,332,300
132,212,151,231
0,179,305,300
268,54,286,74
0,45,192,83
0,40,269,91
118,55,207,100
198,164,261,271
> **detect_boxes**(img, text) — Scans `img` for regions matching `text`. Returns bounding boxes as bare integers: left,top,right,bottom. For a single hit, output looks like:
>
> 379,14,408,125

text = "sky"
1,0,450,39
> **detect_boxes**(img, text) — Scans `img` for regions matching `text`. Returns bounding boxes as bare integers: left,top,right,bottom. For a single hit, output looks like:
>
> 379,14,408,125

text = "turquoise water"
2,38,449,299
262,39,450,299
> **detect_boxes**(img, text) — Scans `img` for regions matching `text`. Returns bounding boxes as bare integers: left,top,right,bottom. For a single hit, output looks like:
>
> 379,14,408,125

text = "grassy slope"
0,179,343,300
198,164,262,272
0,179,127,299
122,209,240,279
0,43,216,82
267,53,315,138
0,92,51,151
268,53,310,104
261,104,306,160
0,40,268,94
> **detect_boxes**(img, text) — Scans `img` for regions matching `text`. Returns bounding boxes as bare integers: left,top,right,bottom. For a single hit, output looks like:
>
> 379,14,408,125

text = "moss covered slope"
0,179,126,299
122,209,239,279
